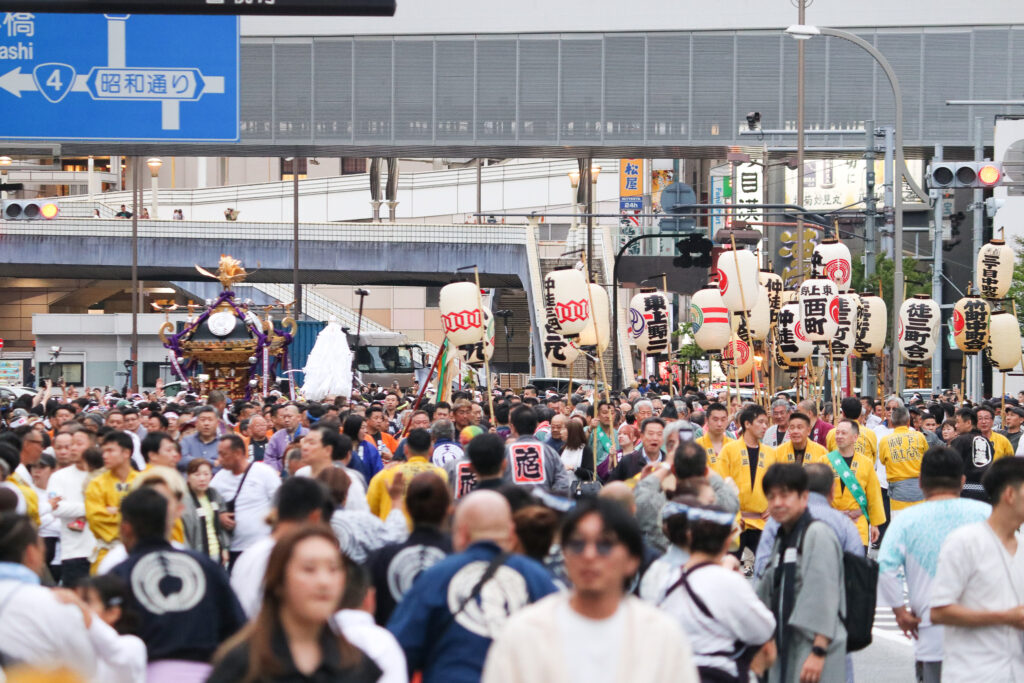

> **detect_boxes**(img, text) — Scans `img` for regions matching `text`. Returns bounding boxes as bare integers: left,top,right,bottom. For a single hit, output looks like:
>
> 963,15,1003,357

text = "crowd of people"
1,375,1023,683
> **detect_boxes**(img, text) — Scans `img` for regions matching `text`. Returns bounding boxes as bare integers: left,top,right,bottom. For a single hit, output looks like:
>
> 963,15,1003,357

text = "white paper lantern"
721,335,754,381
898,295,941,364
440,282,487,346
629,288,672,355
952,296,990,355
798,278,840,344
813,238,853,292
759,270,784,324
716,248,759,313
986,311,1022,372
690,286,732,352
780,289,798,306
852,293,887,359
829,293,860,358
776,302,814,367
975,239,1015,300
578,283,611,353
544,267,592,338
457,307,494,367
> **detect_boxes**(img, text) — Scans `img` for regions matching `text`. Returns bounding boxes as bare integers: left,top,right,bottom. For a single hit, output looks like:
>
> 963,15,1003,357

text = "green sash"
592,426,614,465
826,449,869,520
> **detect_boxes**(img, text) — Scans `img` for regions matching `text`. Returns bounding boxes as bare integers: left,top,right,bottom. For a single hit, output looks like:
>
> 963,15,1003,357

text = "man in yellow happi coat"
825,397,878,463
774,412,828,466
695,402,733,473
808,419,886,546
716,405,777,561
85,431,139,571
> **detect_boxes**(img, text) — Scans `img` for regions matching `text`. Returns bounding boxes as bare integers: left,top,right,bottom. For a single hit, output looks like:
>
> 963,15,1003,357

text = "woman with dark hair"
656,502,776,683
182,458,230,565
940,419,957,445
559,419,595,482
342,415,382,483
67,573,147,683
208,525,382,683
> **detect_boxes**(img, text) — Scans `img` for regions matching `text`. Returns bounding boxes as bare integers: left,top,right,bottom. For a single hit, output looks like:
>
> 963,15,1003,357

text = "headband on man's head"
660,501,735,527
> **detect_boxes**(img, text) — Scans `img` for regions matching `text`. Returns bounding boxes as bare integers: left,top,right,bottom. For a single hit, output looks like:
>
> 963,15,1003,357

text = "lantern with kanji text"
578,283,610,353
952,296,990,355
897,295,941,364
544,267,592,338
812,238,853,292
776,302,814,367
717,248,759,313
829,293,860,358
628,288,672,356
975,239,1014,300
798,278,840,344
852,293,887,359
759,270,784,324
721,334,754,381
986,311,1022,372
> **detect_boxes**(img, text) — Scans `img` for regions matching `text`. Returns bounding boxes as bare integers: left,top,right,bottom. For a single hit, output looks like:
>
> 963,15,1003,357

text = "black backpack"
794,521,878,652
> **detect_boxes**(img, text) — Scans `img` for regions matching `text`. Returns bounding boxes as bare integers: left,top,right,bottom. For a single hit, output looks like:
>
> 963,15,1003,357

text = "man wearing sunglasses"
483,498,699,683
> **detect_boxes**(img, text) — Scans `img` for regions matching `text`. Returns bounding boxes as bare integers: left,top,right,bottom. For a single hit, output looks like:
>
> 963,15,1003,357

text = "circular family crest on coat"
446,561,530,638
130,551,206,615
387,545,448,602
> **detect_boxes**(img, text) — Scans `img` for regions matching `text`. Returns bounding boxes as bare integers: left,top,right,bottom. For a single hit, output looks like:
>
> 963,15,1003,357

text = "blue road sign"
0,13,238,141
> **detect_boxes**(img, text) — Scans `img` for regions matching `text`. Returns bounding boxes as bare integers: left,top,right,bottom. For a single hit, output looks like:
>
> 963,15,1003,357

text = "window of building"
281,157,308,181
37,362,84,386
341,158,366,175
425,287,441,308
142,362,169,388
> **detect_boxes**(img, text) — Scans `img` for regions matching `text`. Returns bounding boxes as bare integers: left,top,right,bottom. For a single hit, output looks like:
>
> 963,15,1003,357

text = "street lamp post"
146,157,162,219
785,25,929,393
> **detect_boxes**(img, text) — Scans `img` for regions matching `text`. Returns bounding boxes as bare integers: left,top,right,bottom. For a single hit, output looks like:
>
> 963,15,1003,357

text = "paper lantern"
975,239,1014,300
544,267,591,338
578,283,611,353
721,335,754,381
776,302,814,367
759,270,784,324
731,287,771,343
898,295,941,364
812,238,853,292
986,311,1022,372
717,248,759,313
852,293,887,359
457,308,494,367
690,286,731,351
629,288,672,355
798,278,840,344
780,289,798,306
952,297,990,355
828,293,860,358
440,282,487,347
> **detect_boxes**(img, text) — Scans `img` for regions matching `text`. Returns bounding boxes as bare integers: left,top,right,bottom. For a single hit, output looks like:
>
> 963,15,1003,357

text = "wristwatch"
811,645,828,658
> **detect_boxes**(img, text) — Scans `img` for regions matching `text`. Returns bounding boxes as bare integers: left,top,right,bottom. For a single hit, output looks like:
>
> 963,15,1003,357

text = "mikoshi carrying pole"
470,266,496,425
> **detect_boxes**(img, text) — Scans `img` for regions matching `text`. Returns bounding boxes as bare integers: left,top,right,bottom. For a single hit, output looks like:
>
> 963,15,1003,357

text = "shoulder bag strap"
826,449,869,519
231,463,254,505
657,561,716,615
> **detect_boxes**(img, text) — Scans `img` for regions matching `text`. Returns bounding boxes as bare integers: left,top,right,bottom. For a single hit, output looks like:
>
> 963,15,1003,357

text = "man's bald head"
453,490,514,552
598,481,637,516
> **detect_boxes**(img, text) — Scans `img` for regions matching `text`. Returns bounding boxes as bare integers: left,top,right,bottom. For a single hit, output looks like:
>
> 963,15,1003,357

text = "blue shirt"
178,432,220,472
754,492,864,577
388,541,558,683
351,440,383,483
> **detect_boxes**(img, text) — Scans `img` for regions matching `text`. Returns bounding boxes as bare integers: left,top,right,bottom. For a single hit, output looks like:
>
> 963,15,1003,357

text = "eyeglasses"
563,537,618,557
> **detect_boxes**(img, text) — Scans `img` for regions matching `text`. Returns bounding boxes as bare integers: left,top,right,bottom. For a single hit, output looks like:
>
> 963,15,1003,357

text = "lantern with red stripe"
812,238,853,292
716,248,759,313
952,296,990,355
975,239,1014,300
721,334,754,381
439,282,487,347
986,310,1022,372
731,287,771,343
690,285,731,352
798,277,840,344
829,293,860,358
629,288,672,356
544,267,591,338
898,295,941,364
578,283,611,353
776,302,814,367
852,293,887,359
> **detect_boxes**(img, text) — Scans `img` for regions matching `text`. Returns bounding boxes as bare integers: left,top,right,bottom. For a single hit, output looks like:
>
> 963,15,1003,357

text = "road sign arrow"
0,67,38,98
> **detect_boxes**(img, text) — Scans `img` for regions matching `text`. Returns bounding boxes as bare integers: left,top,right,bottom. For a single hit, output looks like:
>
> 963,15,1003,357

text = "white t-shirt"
211,462,281,552
294,464,370,513
931,522,1024,682
46,465,96,561
556,600,624,683
659,564,775,678
231,534,276,619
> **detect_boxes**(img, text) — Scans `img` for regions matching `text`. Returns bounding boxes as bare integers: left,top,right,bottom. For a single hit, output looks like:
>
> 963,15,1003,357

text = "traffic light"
674,233,714,269
2,200,59,220
927,162,1002,189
